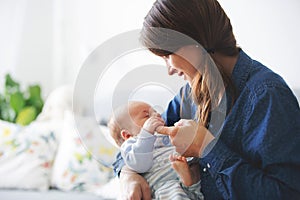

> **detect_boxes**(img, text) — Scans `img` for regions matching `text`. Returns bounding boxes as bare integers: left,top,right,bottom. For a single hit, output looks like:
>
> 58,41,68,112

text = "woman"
118,0,300,199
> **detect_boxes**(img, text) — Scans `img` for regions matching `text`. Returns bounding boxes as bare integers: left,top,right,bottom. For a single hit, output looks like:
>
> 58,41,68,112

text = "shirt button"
203,168,207,172
207,163,211,168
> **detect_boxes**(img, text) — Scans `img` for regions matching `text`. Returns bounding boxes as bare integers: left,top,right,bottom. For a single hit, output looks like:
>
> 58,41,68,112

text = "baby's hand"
143,116,165,134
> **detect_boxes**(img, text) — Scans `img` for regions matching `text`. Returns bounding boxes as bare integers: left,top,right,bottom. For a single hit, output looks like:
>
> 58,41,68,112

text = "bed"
0,85,299,200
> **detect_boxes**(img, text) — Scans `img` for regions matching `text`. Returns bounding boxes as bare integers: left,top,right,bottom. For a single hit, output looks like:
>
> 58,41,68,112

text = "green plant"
0,74,44,125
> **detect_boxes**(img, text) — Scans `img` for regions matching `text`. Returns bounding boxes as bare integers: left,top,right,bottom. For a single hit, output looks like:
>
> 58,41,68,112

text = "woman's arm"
161,84,300,199
202,86,300,199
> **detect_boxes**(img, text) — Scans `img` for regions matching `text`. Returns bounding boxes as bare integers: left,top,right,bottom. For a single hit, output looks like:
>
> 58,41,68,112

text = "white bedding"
0,177,120,200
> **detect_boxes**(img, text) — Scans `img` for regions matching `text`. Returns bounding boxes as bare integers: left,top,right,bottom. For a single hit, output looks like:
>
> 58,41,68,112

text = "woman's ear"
121,129,132,140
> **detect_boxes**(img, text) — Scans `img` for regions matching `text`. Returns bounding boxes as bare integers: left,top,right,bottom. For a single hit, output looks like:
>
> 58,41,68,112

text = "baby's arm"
121,116,165,173
169,154,200,186
170,155,204,199
121,130,156,173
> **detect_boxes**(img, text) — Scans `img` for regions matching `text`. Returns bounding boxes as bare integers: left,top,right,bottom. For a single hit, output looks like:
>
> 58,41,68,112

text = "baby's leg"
169,154,194,186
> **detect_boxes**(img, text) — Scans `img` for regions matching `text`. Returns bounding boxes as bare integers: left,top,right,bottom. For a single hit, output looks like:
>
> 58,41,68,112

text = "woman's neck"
211,52,238,77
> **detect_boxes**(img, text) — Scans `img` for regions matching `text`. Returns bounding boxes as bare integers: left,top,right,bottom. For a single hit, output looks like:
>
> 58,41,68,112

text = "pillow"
37,85,83,122
0,120,59,190
51,111,119,193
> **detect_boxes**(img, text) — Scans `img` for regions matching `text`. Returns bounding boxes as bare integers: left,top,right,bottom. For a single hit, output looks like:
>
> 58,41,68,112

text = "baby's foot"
170,154,193,186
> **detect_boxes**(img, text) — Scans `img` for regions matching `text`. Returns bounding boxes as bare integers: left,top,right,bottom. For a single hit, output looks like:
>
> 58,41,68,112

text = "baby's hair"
107,114,125,147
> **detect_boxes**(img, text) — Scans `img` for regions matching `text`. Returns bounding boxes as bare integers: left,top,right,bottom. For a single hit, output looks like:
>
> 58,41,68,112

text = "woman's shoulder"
232,50,295,105
245,60,291,98
254,68,285,86
240,66,299,112
233,50,290,98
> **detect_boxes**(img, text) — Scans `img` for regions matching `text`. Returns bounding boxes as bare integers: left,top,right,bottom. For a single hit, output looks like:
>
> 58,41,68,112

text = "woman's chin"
180,75,192,85
184,76,192,85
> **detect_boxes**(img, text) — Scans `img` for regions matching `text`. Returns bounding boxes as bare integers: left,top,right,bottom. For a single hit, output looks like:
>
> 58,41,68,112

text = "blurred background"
0,0,299,118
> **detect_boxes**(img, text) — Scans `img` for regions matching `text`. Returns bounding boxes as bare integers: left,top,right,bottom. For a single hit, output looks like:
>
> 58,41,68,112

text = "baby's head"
108,101,160,147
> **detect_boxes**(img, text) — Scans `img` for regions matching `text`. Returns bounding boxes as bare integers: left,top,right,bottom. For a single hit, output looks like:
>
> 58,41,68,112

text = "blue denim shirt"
113,50,300,199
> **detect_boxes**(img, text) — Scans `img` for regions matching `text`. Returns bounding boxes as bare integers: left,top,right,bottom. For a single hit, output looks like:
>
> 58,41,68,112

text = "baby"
108,101,203,200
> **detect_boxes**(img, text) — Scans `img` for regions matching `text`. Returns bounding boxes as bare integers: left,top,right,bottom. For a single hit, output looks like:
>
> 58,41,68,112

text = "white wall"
0,0,299,102
219,0,300,89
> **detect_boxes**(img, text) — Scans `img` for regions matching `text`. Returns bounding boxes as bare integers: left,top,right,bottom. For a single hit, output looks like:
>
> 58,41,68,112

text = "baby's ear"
121,129,132,140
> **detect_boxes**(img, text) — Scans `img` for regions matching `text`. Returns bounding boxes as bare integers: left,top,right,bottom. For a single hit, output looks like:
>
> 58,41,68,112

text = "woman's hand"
119,166,151,200
157,119,214,157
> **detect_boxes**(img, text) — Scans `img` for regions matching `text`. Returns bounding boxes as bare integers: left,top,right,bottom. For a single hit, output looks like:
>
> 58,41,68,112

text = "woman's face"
163,45,201,84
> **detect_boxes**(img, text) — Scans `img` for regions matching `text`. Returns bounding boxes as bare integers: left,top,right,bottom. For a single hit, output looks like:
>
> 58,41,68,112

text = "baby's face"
127,102,161,135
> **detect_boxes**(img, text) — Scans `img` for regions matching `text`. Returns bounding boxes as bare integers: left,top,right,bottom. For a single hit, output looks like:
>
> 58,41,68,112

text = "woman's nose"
167,65,177,75
166,61,177,75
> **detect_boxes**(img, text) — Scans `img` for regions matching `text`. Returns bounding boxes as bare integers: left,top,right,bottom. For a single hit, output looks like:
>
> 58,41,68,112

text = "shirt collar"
231,50,253,94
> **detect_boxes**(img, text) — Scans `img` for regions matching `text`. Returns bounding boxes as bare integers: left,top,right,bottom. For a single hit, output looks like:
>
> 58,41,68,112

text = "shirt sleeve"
201,85,300,199
120,129,156,173
181,181,204,200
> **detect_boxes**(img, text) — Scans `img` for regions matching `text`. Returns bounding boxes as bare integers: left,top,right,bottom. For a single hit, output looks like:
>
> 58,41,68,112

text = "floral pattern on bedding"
0,120,59,190
51,111,118,193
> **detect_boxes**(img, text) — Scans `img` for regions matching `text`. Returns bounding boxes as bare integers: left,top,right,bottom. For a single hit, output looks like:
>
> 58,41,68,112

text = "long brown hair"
140,0,239,127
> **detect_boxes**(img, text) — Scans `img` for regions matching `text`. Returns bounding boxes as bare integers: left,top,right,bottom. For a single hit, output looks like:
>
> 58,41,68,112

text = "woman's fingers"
156,119,190,135
156,126,179,136
140,181,151,200
120,166,151,200
157,120,215,157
